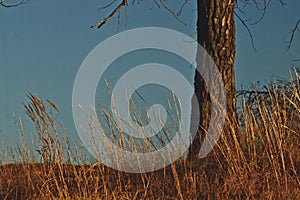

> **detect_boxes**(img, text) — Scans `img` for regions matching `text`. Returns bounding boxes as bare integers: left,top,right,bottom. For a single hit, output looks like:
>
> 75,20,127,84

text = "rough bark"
188,0,238,159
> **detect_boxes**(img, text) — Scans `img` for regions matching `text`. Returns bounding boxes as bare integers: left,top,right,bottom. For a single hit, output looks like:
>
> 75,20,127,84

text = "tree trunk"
188,0,238,159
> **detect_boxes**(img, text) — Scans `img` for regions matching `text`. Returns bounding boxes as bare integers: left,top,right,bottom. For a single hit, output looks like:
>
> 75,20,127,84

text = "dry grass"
0,69,299,199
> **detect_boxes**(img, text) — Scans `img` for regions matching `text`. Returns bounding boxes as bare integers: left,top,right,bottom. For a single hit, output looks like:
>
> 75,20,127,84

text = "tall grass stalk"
0,69,299,199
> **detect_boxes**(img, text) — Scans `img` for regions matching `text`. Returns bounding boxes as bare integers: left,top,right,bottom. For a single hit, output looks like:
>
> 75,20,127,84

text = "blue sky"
0,0,299,150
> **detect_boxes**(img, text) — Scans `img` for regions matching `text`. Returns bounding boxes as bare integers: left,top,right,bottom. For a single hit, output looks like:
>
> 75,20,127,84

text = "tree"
90,0,242,160
89,0,297,160
188,0,237,159
91,0,238,159
2,0,298,160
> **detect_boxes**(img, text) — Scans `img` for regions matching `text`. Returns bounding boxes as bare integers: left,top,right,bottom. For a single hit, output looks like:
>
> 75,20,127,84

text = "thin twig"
0,0,28,8
177,0,188,16
152,0,160,9
91,0,128,28
159,0,187,26
235,0,246,14
98,0,118,11
234,10,257,51
284,19,300,53
250,0,269,25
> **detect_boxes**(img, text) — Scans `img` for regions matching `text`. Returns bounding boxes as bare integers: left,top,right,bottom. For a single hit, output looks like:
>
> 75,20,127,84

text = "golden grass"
0,69,299,199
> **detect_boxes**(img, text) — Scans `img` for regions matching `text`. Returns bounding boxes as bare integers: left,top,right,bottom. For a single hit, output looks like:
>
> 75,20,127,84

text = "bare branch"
91,0,128,29
284,19,300,53
234,10,257,51
237,0,285,26
92,0,189,29
159,0,187,26
98,0,118,11
177,0,188,16
235,0,246,14
250,0,269,25
0,0,29,8
152,0,161,9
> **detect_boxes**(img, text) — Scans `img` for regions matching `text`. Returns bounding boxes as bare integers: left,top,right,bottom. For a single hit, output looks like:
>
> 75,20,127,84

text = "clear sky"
0,0,299,150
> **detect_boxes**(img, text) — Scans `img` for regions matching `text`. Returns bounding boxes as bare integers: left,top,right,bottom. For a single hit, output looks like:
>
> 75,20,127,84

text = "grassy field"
0,69,299,199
